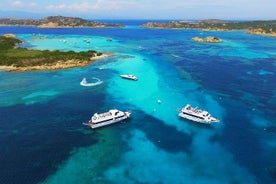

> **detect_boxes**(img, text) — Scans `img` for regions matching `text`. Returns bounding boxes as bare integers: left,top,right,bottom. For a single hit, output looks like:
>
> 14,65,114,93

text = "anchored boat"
178,104,219,124
120,74,138,81
84,109,131,129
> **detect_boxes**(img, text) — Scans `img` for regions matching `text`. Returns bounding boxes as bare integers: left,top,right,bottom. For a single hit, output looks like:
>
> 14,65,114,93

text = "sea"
0,20,276,184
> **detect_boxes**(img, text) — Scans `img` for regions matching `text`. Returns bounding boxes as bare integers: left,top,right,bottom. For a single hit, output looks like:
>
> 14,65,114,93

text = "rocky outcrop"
38,22,59,28
3,33,16,38
248,28,276,37
192,36,222,43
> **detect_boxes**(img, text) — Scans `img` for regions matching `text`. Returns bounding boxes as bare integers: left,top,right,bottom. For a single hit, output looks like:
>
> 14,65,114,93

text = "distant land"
0,16,124,28
0,10,45,19
141,19,276,37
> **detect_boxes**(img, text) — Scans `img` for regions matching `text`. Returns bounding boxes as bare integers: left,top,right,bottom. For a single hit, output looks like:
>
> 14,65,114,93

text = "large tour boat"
178,104,219,124
84,109,131,129
120,74,138,81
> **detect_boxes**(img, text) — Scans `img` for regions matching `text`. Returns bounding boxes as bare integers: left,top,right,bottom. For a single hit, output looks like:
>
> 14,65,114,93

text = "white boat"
120,74,138,81
178,104,219,124
84,109,131,129
80,77,103,87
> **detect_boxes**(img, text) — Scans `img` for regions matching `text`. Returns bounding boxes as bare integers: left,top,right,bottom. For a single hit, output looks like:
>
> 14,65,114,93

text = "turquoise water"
0,24,275,183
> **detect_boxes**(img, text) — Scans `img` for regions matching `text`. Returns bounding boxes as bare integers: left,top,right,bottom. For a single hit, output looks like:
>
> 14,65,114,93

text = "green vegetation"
0,36,102,67
0,36,22,49
189,20,276,33
141,20,276,35
0,16,124,28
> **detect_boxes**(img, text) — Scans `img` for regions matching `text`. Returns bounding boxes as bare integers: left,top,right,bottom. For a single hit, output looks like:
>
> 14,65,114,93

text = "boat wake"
171,54,180,58
80,77,103,87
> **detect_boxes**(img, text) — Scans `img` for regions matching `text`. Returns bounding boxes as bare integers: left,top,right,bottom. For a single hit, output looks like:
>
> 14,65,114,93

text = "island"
0,16,124,28
0,35,106,72
141,19,276,37
192,36,222,43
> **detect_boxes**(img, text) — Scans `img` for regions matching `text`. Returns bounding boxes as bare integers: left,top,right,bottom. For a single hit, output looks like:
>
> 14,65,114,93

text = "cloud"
41,0,275,19
10,0,38,10
29,2,37,7
45,0,139,13
3,0,276,19
12,1,22,6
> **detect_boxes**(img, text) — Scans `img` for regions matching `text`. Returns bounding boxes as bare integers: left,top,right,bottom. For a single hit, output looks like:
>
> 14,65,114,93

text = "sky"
0,0,276,20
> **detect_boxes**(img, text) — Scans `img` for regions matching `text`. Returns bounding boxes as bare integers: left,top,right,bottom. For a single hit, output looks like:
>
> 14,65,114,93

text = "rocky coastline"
142,20,276,37
0,54,109,72
3,33,16,38
0,35,109,72
248,28,276,37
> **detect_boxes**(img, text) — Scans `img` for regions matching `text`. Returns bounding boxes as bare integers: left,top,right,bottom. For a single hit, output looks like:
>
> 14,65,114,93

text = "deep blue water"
0,21,276,184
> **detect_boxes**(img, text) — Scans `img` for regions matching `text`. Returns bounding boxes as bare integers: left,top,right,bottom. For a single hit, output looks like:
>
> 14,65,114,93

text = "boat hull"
86,111,131,129
90,115,129,129
178,112,218,124
120,75,138,81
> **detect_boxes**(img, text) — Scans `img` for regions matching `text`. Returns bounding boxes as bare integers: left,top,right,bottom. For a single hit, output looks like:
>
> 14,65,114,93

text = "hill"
0,15,124,28
141,20,276,36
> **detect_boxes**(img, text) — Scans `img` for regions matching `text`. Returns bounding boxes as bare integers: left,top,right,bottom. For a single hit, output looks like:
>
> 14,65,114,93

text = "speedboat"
83,109,131,129
178,104,219,124
120,74,138,81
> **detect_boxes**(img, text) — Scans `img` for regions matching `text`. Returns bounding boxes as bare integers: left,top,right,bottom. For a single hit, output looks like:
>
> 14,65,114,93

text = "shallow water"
0,23,275,183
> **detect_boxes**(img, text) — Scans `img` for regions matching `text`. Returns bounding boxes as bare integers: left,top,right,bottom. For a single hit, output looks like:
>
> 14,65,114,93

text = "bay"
0,21,275,184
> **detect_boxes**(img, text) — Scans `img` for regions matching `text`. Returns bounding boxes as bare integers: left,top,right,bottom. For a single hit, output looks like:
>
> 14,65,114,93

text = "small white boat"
84,109,131,129
120,74,138,81
178,104,219,124
80,77,103,87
